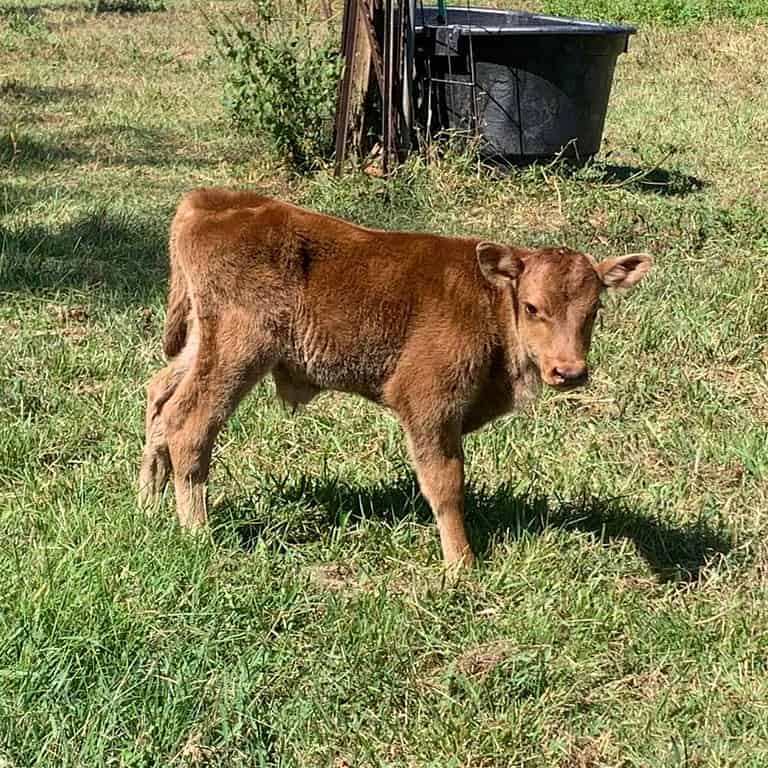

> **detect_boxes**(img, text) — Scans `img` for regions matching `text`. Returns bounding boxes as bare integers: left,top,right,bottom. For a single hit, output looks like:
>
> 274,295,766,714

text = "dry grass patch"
559,734,614,768
454,639,516,679
307,562,360,593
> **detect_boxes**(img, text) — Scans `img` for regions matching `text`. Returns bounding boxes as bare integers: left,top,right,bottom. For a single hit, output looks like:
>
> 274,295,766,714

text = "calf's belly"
272,354,389,406
281,320,402,402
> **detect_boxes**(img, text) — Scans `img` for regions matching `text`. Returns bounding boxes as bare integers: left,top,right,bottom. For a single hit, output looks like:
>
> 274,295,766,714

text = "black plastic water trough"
413,6,635,161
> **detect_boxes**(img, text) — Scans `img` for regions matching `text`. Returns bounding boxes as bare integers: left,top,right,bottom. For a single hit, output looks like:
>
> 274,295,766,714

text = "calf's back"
170,188,508,412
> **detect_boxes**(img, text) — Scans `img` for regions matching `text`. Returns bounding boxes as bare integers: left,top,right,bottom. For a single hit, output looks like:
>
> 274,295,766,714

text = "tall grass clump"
209,0,341,171
0,7,54,46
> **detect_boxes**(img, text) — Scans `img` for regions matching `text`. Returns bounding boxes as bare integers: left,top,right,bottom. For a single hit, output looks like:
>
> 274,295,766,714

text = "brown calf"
139,188,651,567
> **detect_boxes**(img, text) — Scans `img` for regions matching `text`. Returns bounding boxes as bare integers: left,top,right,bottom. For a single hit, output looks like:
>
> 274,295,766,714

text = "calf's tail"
163,237,190,359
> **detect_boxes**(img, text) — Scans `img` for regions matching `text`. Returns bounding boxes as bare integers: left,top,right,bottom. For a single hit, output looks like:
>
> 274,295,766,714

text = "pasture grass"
2,1,768,766
540,0,768,24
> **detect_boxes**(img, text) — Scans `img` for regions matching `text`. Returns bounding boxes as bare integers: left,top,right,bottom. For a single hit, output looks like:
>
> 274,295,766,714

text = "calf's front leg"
403,422,474,568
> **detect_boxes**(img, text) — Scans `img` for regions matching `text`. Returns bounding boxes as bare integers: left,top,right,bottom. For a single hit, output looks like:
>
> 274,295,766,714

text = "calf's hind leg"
138,364,185,506
163,326,276,529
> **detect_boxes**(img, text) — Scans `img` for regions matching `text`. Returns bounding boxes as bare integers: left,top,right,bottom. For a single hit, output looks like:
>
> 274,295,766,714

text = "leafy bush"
209,1,341,171
92,0,166,13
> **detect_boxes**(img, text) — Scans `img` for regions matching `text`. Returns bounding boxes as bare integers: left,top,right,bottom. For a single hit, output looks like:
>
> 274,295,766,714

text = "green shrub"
92,0,166,13
209,0,341,171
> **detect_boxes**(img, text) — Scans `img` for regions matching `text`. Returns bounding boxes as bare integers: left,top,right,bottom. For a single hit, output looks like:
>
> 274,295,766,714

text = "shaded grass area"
1,2,768,767
0,207,167,300
218,473,734,582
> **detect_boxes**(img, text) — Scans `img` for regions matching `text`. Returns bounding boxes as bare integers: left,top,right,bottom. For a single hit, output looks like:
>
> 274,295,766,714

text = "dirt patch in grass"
470,198,567,235
559,734,613,768
307,562,359,593
174,730,216,765
455,639,515,679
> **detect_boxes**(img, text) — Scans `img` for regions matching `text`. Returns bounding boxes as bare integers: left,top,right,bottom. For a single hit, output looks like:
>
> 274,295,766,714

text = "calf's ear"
595,253,653,289
477,242,525,288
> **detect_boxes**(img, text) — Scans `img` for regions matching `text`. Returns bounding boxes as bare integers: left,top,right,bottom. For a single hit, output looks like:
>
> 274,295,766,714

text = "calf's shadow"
212,474,731,584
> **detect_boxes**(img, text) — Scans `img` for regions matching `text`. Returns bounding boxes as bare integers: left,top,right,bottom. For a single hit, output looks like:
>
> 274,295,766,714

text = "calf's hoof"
137,452,171,508
174,486,208,531
137,475,160,508
444,547,476,572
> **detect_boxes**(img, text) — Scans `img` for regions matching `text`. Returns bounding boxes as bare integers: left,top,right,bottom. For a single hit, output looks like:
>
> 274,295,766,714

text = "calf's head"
477,243,652,389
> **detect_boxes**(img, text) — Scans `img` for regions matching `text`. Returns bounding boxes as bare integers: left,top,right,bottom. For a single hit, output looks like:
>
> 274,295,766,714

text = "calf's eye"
524,303,538,317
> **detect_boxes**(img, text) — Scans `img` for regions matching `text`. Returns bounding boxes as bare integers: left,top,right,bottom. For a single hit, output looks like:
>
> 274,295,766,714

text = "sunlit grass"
1,2,767,766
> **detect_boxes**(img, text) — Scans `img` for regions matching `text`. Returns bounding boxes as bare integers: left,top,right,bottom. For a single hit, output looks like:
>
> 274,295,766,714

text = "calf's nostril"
572,369,589,385
553,366,588,385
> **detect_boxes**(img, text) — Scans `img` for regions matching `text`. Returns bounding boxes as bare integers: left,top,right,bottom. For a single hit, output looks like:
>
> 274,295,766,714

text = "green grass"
2,2,768,766
539,0,768,24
